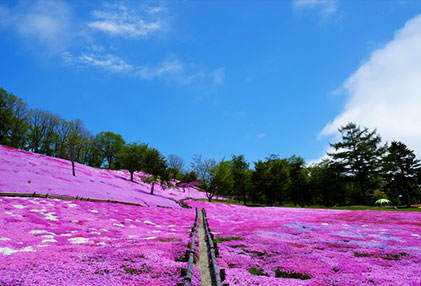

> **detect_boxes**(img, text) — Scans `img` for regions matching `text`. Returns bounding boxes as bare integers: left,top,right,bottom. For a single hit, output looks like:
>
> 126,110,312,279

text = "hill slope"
0,145,206,208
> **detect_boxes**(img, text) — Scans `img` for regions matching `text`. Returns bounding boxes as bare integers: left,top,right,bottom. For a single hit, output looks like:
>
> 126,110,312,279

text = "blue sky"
1,0,421,165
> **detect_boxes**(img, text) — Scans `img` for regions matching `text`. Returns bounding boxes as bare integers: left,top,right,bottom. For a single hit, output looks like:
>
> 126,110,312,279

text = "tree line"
1,88,420,207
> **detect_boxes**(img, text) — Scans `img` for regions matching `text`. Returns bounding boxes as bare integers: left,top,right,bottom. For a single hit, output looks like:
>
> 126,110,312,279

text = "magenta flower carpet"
1,145,420,285
188,201,421,286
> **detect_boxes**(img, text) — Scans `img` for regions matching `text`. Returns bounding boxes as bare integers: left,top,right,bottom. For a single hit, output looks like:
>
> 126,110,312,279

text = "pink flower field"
0,145,207,208
189,201,421,286
1,145,421,285
0,196,200,286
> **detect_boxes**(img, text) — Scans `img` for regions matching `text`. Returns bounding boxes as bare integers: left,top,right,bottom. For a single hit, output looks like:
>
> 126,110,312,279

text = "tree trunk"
406,188,411,208
150,182,155,195
242,192,247,206
130,171,134,182
72,160,75,176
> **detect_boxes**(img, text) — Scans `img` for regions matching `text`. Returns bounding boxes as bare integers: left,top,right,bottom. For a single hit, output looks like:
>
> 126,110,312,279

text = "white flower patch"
322,223,329,226
102,229,109,232
141,236,156,240
342,224,350,227
129,225,136,228
97,242,106,246
67,204,78,208
144,220,156,225
17,242,23,245
168,225,176,227
90,210,99,213
29,200,40,205
41,239,58,244
44,212,58,221
110,218,117,221
149,230,161,233
125,219,133,222
42,235,55,239
155,225,162,228
362,225,369,227
128,235,138,238
60,233,72,237
37,245,49,248
53,199,62,202
411,234,419,237
47,203,54,207
68,237,90,244
90,231,101,235
5,211,14,216
71,220,79,223
112,223,125,227
13,205,25,209
170,229,176,232
30,230,49,236
0,237,11,241
135,219,142,223
0,246,35,255
71,230,78,234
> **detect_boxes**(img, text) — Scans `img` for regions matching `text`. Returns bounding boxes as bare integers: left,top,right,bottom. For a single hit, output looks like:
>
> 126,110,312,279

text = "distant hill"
0,145,206,208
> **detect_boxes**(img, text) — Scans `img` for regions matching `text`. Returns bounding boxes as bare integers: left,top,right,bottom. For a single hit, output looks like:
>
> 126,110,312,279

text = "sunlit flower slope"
0,145,206,208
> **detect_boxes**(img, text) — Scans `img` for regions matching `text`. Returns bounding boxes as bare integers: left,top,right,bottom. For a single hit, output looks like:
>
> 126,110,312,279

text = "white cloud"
63,52,133,73
293,0,337,16
88,4,162,38
0,0,74,53
321,14,421,157
136,59,225,86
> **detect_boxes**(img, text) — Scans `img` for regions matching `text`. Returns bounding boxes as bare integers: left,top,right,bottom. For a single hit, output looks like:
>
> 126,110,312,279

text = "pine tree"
383,141,420,207
328,123,385,204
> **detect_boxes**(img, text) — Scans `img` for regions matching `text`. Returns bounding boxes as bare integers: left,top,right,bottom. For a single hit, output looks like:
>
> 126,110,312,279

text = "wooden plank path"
180,208,200,286
201,208,226,286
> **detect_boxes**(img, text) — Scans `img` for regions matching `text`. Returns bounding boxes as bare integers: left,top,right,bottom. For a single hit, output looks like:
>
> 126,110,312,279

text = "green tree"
309,160,347,207
328,123,385,205
209,160,234,201
252,155,290,205
230,154,251,205
66,119,88,176
167,153,185,180
54,119,71,159
287,156,309,207
116,143,148,182
8,95,30,149
382,141,420,207
0,88,14,145
142,147,169,195
191,155,217,202
95,131,125,169
40,112,60,156
0,88,29,148
28,109,49,153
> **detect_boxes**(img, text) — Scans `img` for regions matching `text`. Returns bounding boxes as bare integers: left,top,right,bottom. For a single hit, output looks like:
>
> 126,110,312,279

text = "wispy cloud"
1,1,223,87
293,0,338,16
88,3,163,38
137,59,224,86
320,14,421,157
257,133,266,139
64,53,224,86
63,52,133,73
0,0,74,53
